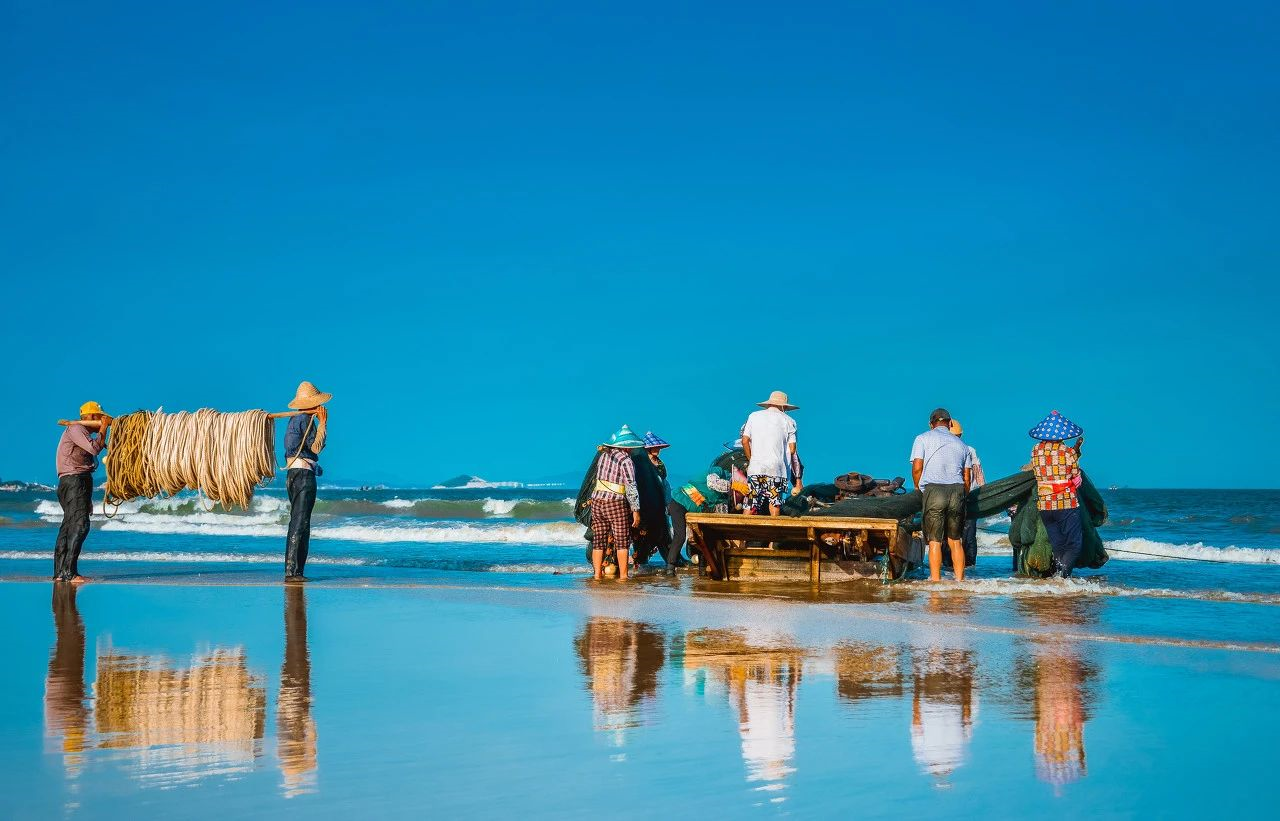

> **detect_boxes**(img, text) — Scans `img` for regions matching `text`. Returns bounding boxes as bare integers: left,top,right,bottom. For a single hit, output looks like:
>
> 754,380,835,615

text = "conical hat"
288,381,333,410
602,424,644,448
1029,410,1082,441
642,431,670,449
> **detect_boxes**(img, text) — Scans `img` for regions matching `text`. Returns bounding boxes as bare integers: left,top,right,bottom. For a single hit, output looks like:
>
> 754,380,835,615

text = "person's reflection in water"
45,584,89,784
574,618,665,756
910,594,979,786
1016,597,1099,795
278,583,318,797
681,629,803,803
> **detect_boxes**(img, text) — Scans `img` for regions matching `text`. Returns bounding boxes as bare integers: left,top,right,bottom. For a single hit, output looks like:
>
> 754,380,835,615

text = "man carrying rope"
283,382,331,581
53,401,112,583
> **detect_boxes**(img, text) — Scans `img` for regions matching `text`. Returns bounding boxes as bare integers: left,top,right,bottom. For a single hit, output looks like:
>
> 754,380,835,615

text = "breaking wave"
974,529,1279,565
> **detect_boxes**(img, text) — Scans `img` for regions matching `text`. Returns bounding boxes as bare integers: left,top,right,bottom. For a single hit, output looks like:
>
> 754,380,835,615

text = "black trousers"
53,473,93,580
286,469,317,577
1040,507,1083,578
665,500,687,567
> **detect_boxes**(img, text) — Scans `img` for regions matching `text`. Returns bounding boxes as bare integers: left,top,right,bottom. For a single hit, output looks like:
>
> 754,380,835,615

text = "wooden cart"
685,513,903,583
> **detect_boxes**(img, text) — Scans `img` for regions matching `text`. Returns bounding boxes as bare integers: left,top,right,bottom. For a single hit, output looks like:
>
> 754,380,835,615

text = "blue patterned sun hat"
642,431,670,449
1029,410,1083,441
603,424,644,448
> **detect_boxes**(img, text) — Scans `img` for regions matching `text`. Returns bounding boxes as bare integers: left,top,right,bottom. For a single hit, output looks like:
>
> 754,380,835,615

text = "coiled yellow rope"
104,409,276,512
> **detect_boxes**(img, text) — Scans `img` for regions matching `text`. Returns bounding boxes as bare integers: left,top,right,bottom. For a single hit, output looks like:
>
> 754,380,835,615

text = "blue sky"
2,1,1277,488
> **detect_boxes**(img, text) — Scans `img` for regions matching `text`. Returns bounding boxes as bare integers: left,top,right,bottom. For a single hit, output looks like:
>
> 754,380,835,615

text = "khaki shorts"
922,483,965,543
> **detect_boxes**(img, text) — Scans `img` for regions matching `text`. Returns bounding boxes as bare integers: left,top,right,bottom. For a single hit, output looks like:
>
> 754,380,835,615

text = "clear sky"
3,1,1277,488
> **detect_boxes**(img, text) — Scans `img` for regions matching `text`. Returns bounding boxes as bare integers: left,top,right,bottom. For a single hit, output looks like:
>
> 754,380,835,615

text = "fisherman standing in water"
52,401,112,583
283,382,331,582
1028,411,1085,578
591,426,643,581
741,391,801,517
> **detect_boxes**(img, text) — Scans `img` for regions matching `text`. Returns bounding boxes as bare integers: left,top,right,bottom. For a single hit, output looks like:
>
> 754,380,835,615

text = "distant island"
0,478,54,493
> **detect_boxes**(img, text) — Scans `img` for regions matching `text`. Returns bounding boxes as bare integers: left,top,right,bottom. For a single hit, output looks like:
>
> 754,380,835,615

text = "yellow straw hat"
288,381,333,410
79,400,105,416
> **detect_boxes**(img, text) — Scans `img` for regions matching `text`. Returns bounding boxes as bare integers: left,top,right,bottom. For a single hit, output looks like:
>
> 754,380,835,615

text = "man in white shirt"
909,408,973,581
741,391,801,516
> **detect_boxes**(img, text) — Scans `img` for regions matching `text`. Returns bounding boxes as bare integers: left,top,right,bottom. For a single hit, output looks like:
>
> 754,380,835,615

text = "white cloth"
909,427,973,488
741,408,797,479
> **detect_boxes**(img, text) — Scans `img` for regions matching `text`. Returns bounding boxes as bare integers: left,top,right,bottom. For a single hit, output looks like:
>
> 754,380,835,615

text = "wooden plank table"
685,513,901,583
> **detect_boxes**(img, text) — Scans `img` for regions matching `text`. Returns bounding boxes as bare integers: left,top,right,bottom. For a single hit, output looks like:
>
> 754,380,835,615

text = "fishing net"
575,449,672,564
969,470,1108,576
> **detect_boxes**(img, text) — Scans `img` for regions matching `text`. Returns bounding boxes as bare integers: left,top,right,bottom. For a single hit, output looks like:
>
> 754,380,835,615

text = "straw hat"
602,424,644,449
79,401,106,416
1029,410,1082,441
757,390,798,411
288,381,333,410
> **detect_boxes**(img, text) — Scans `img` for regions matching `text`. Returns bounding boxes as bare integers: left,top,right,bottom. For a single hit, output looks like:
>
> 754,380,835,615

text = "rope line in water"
104,408,275,513
977,526,1266,565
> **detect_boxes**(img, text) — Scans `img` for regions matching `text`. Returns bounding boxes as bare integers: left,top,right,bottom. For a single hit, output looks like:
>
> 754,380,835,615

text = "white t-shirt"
742,408,797,479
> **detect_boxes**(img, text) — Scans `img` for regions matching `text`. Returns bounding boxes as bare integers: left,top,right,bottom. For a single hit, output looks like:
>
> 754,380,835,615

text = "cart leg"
810,542,820,585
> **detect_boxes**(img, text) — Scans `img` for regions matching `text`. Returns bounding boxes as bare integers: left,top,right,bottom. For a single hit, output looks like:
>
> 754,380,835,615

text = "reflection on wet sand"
1016,597,1099,794
278,584,318,797
574,618,665,749
835,642,905,704
42,586,319,796
910,594,978,785
682,629,805,802
45,585,89,781
94,644,266,787
910,646,978,784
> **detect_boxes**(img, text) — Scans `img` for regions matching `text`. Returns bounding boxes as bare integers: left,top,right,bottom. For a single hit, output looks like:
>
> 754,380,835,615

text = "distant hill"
433,474,523,489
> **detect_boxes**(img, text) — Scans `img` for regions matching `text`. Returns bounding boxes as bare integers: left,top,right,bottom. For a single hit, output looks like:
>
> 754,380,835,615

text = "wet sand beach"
2,574,1277,818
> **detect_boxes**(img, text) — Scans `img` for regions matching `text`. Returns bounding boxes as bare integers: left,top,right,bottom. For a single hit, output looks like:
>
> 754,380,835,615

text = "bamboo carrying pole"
58,411,307,426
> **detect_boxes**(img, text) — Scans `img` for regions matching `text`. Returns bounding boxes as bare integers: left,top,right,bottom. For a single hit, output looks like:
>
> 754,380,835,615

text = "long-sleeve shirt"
1031,441,1080,510
592,448,640,509
284,414,324,471
56,425,104,477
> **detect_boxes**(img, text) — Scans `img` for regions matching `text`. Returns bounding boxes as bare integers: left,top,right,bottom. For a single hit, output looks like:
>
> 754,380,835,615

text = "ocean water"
2,486,1278,816
1,485,1277,594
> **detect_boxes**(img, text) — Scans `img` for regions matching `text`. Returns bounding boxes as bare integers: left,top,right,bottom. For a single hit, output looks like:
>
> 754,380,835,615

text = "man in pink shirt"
53,401,113,583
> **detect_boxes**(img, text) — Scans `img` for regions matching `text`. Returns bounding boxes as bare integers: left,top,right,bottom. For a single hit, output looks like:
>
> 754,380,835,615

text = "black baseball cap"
930,407,951,424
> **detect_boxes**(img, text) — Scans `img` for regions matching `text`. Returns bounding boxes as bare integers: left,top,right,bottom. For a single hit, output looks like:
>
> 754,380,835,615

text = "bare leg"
928,541,943,581
592,548,604,580
617,549,629,580
768,504,781,517
948,538,966,581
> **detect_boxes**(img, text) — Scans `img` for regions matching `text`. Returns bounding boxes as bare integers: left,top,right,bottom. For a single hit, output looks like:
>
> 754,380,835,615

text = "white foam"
482,499,519,516
971,529,1279,565
86,518,586,546
381,499,417,509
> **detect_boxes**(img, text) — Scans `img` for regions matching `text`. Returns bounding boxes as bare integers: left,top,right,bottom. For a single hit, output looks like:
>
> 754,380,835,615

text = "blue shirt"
285,414,322,468
909,427,972,488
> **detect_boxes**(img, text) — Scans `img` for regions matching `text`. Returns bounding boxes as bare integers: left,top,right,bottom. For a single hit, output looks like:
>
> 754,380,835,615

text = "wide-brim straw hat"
757,390,798,411
288,381,333,410
1029,410,1082,441
603,424,644,449
642,431,670,450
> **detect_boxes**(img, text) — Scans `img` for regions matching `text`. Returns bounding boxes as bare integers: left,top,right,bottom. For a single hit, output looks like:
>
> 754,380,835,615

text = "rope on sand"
104,409,276,513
